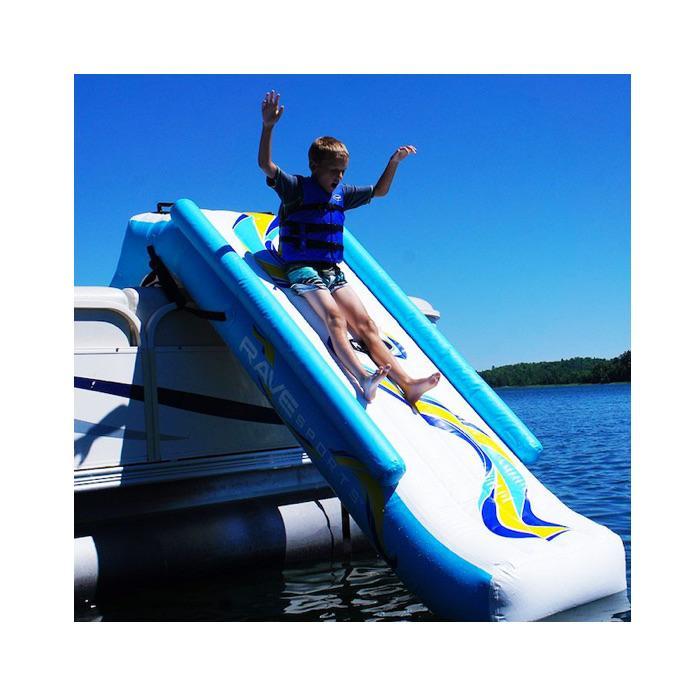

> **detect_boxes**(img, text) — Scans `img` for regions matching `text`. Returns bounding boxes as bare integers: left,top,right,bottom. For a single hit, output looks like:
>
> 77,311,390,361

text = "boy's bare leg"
332,286,440,405
302,288,390,402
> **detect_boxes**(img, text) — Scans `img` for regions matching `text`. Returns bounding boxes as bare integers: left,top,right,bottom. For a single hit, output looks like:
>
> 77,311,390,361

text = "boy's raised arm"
373,145,417,197
258,91,285,179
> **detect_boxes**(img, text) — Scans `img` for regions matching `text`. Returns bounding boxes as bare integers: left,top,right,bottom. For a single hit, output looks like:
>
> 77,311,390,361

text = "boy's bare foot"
403,372,441,406
360,365,391,402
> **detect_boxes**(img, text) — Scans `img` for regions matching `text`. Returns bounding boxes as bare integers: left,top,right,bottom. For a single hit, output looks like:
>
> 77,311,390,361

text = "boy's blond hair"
308,136,349,168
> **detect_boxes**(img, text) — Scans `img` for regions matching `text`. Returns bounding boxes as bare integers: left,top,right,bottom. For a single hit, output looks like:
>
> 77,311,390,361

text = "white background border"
5,0,698,696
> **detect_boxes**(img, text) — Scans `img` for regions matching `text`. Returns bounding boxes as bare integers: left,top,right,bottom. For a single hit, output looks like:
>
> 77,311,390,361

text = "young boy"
258,90,440,404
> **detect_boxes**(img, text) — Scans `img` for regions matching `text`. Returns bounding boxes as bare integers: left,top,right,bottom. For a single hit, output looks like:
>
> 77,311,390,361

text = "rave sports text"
239,334,363,506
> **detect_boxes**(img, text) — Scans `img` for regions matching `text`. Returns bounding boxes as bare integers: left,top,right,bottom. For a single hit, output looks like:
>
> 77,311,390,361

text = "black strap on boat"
145,246,227,321
341,505,352,558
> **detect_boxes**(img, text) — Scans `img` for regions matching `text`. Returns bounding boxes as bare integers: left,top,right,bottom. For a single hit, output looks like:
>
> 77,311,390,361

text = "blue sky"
75,74,629,370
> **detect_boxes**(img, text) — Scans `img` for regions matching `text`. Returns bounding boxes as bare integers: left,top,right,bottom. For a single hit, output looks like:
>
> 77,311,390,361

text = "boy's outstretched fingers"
262,90,284,126
392,145,418,162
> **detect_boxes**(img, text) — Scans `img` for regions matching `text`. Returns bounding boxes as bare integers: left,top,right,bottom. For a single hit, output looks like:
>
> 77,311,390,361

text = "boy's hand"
374,145,417,197
262,90,284,127
390,145,417,163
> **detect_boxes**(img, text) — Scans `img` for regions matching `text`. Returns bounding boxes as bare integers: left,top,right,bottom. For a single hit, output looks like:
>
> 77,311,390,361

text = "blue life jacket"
279,176,345,265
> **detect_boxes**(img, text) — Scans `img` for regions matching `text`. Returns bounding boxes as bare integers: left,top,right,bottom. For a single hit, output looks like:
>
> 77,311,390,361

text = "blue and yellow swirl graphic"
233,212,289,287
376,377,569,541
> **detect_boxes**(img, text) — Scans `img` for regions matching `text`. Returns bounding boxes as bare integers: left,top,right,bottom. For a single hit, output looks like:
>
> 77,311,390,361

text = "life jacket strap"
279,235,344,252
294,202,344,213
281,221,344,234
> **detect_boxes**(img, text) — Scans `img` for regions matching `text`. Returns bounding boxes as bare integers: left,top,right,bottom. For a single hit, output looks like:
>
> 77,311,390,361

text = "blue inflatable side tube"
343,230,543,465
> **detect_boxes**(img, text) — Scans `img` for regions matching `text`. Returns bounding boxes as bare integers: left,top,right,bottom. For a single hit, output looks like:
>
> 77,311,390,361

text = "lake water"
77,383,631,622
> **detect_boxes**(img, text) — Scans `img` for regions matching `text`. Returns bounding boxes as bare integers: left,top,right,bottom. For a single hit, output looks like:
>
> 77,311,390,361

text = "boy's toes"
361,367,390,403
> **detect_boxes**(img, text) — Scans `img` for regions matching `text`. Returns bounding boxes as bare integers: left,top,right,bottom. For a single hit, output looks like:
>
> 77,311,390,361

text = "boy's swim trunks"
286,263,348,296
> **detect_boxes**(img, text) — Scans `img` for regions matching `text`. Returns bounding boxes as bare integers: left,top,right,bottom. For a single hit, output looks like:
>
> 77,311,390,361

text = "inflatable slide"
111,199,627,621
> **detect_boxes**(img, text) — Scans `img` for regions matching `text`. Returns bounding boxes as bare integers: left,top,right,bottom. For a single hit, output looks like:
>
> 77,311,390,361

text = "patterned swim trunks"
286,263,348,296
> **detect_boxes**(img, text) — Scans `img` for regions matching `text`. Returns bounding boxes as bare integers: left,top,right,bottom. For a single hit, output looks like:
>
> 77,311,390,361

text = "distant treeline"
478,351,631,388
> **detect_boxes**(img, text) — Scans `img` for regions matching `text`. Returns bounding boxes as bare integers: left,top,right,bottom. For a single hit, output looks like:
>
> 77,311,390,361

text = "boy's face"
311,155,348,194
